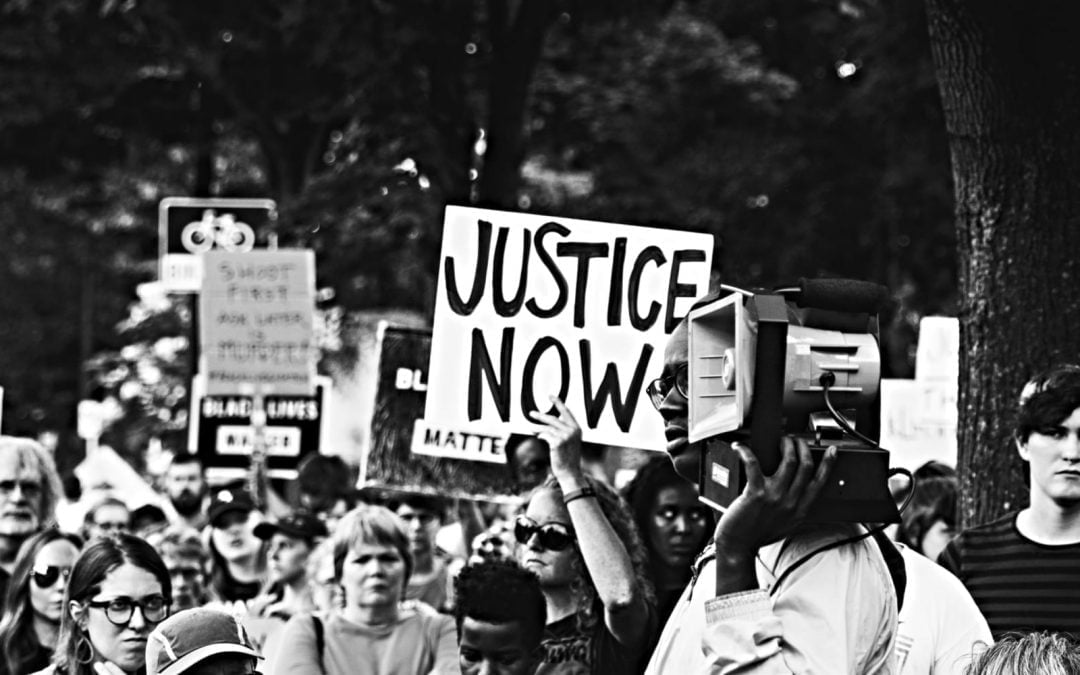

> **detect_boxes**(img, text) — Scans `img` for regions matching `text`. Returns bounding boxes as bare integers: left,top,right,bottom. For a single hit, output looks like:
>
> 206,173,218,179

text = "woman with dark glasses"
31,533,172,675
521,396,656,674
0,529,83,674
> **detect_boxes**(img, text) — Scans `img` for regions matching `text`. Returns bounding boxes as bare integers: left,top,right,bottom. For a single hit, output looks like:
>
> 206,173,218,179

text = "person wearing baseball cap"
205,485,265,607
145,608,262,675
250,511,327,621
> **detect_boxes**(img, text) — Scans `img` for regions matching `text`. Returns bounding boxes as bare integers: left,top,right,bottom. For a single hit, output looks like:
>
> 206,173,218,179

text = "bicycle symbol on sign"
180,209,257,253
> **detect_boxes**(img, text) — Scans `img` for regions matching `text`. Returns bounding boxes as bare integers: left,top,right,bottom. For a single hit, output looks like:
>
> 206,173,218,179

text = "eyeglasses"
645,364,689,410
86,594,169,625
94,521,129,532
0,480,42,499
514,516,575,552
31,565,72,589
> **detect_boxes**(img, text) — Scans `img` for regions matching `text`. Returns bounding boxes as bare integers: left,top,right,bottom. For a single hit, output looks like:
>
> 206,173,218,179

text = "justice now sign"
424,207,713,451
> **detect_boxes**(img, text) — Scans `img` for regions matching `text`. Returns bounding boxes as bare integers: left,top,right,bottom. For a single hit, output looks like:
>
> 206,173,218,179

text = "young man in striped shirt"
939,364,1080,637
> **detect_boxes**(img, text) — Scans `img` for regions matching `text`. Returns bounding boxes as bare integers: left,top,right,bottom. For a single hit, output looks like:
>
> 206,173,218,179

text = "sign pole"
242,384,269,511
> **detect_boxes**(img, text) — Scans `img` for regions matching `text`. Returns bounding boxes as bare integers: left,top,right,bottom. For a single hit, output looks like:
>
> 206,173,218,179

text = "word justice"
444,220,705,333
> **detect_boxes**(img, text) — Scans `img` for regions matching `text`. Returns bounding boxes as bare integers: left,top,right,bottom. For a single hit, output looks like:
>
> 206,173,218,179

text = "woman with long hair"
273,504,457,675
31,533,172,675
623,454,714,625
0,529,83,674
204,486,265,610
521,397,656,674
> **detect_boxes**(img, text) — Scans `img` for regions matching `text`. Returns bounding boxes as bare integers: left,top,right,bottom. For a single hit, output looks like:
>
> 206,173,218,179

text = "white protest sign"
425,206,713,451
879,378,957,470
410,419,508,464
200,250,316,396
915,316,959,383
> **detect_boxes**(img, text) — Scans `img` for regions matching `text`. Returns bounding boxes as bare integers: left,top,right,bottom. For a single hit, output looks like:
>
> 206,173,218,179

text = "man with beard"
164,453,209,531
0,436,62,605
643,302,898,674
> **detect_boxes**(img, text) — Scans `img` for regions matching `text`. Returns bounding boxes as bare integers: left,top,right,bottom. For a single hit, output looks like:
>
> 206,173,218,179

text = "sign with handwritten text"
424,207,713,451
200,250,316,396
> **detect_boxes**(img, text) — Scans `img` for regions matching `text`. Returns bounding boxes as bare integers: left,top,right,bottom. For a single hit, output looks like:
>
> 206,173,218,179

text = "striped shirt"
938,512,1080,638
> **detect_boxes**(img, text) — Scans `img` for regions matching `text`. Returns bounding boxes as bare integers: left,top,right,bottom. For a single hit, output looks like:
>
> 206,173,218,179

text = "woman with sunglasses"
0,529,83,674
31,533,171,675
522,396,656,674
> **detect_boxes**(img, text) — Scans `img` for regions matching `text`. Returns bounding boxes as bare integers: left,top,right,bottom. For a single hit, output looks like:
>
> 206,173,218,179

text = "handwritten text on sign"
200,250,316,396
424,207,713,451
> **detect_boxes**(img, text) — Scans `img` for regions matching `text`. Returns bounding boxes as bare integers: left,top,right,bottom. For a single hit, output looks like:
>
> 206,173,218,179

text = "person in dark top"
206,485,265,608
939,364,1080,637
0,437,62,607
895,465,958,561
521,397,657,674
0,529,83,675
622,455,713,626
453,560,546,675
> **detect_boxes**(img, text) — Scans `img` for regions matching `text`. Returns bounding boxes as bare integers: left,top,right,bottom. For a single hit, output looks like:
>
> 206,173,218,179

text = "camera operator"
643,308,899,674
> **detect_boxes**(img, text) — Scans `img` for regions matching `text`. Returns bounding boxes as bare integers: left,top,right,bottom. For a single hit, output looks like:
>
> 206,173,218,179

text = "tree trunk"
925,0,1080,528
476,0,557,208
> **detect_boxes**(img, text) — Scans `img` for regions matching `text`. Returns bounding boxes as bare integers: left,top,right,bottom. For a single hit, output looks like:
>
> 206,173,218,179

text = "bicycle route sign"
158,197,277,293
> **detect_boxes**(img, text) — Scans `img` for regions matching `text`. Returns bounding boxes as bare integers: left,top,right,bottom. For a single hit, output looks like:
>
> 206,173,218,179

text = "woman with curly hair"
0,529,83,675
623,455,714,625
521,396,656,674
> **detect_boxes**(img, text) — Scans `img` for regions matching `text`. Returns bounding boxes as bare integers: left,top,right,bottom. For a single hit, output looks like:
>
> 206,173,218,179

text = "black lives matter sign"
188,375,329,480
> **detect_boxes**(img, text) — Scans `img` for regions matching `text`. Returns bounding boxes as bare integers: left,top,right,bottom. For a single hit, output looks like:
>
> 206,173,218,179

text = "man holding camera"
643,315,899,673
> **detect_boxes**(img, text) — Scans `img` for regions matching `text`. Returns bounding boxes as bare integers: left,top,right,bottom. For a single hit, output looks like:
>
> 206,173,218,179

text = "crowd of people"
0,316,1078,674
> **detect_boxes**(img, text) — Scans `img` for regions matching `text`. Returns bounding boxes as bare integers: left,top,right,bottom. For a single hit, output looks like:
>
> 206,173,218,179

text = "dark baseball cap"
207,486,256,528
253,511,328,542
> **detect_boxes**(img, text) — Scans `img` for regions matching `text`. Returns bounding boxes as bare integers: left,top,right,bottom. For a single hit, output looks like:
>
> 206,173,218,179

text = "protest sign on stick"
361,323,518,501
424,206,714,451
199,250,316,397
188,374,331,482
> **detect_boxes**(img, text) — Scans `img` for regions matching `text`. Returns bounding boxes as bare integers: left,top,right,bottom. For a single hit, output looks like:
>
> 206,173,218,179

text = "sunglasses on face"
646,364,689,410
31,565,72,589
514,515,575,552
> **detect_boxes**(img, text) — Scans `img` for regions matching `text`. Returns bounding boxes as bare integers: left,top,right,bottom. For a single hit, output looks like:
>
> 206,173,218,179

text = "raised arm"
529,396,652,646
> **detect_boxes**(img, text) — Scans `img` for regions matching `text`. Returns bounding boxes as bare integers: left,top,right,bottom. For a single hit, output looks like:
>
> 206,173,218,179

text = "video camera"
687,278,900,524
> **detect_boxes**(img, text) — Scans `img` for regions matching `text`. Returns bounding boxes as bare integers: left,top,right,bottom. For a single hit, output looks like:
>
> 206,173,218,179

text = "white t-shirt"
895,544,993,674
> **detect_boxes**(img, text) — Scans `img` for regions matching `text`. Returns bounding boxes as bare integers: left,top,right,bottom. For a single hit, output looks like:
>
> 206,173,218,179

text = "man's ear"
1016,435,1030,462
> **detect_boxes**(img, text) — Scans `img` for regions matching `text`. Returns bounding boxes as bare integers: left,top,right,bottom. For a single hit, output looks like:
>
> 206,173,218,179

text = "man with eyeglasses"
146,607,263,675
642,299,899,674
83,496,132,541
147,526,212,611
0,436,61,608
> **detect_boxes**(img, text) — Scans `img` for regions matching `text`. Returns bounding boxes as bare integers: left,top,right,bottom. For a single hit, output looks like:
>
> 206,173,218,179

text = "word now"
444,220,705,333
468,327,652,433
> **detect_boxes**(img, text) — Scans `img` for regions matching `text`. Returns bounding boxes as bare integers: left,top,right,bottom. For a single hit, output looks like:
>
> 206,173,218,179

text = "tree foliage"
0,0,958,465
